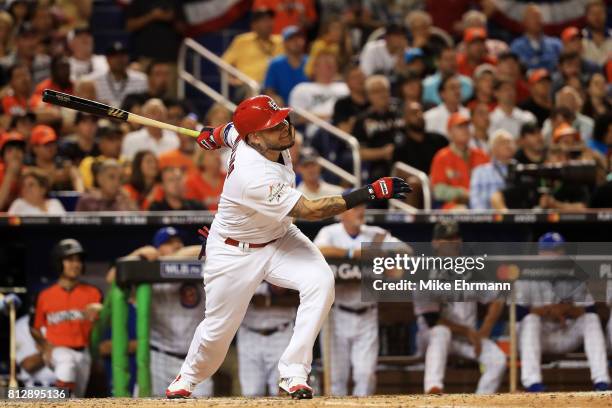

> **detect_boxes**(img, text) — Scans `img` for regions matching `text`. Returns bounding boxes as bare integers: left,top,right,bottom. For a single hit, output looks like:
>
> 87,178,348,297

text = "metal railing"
390,161,432,212
177,38,361,187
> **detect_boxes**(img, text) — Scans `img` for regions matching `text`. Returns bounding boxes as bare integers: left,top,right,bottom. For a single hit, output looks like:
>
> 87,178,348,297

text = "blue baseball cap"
404,48,424,63
153,227,181,248
538,232,565,251
282,25,302,41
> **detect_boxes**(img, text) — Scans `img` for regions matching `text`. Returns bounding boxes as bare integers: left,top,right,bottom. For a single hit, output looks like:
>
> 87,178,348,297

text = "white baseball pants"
321,307,378,396
417,319,506,394
519,313,610,387
179,225,335,386
50,347,91,397
236,323,293,396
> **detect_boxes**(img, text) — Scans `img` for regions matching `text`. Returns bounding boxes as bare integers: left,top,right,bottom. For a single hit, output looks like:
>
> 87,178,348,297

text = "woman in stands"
8,168,65,215
123,150,162,210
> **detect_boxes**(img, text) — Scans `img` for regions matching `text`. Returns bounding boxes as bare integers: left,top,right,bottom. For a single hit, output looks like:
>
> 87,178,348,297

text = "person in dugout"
32,238,102,397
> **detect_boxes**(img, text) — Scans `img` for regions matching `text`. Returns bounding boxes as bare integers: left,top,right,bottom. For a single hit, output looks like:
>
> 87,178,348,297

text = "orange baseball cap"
552,122,579,143
31,125,58,145
464,27,487,43
561,27,580,43
528,68,551,85
447,113,470,130
0,131,25,152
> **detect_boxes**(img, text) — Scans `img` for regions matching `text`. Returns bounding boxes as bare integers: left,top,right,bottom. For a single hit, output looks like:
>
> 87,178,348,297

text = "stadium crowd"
0,0,610,215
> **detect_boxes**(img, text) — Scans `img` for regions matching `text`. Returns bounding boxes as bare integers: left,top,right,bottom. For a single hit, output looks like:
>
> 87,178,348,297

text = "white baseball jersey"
515,279,594,309
15,316,56,387
314,223,401,308
150,283,206,354
211,123,303,243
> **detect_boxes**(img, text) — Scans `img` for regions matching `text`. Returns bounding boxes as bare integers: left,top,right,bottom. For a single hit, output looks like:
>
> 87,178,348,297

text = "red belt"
224,237,277,249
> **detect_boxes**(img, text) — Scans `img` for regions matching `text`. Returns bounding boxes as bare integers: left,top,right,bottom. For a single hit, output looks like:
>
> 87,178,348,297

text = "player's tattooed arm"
288,196,347,221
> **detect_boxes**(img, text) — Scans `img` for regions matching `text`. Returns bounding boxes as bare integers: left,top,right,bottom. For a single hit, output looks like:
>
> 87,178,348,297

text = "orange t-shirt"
158,149,196,173
184,170,225,211
123,183,163,210
253,0,317,34
34,283,102,348
1,94,30,115
430,146,489,208
456,53,497,78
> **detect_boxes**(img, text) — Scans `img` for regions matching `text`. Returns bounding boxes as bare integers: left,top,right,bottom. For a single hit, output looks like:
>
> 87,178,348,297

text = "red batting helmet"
233,95,291,137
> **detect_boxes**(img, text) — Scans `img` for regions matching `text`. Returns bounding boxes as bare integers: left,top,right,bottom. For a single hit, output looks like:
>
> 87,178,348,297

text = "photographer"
491,123,593,210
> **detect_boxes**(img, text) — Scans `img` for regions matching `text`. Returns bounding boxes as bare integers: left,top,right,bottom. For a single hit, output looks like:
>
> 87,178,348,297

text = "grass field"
3,392,611,408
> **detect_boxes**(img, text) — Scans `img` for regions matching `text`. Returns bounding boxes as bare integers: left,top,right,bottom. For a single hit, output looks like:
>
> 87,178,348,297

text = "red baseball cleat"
278,377,313,399
166,375,194,399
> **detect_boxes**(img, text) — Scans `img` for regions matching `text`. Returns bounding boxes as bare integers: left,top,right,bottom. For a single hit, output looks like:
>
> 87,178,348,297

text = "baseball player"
16,313,57,387
313,205,401,396
113,227,214,397
516,232,610,392
32,239,102,397
166,95,411,399
237,283,296,396
414,221,506,395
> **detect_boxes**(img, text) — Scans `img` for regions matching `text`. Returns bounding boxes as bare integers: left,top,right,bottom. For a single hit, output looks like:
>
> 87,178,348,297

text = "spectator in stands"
582,73,611,118
148,166,205,211
121,98,179,160
331,63,368,134
514,122,545,165
185,150,225,211
0,25,50,86
581,0,612,66
204,103,232,127
123,61,172,108
6,1,30,35
0,11,14,58
29,56,73,124
305,19,351,79
456,28,496,78
400,48,427,79
30,125,83,192
510,4,562,72
58,113,99,165
8,168,65,215
67,27,107,81
86,42,148,108
359,23,407,76
469,102,492,154
9,111,34,146
289,51,349,138
424,75,470,139
30,5,57,55
466,63,495,111
54,0,92,34
76,158,136,211
396,72,423,109
515,232,610,392
588,113,611,157
296,147,342,199
551,51,594,95
263,25,308,105
165,99,190,127
393,101,448,174
496,52,530,103
560,27,600,77
422,46,473,106
0,131,26,211
253,0,317,34
125,0,185,67
1,63,33,117
123,150,162,210
489,77,536,139
79,124,124,190
158,115,198,174
353,75,403,182
458,10,508,57
470,130,516,210
222,8,283,84
519,69,552,127
543,87,594,142
404,10,451,74
430,113,488,210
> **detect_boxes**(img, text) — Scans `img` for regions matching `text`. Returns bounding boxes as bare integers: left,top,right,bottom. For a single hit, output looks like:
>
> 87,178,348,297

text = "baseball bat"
9,299,17,388
42,89,200,138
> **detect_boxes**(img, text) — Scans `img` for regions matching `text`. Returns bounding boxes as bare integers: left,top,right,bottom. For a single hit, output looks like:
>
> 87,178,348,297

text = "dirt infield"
4,392,611,408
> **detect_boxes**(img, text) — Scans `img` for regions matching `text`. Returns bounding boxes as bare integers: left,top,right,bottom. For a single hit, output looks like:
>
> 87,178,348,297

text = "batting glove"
368,177,412,200
196,127,221,150
0,293,21,313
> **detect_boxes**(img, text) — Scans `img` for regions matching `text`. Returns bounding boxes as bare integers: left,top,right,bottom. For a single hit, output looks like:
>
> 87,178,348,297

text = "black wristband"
342,185,375,209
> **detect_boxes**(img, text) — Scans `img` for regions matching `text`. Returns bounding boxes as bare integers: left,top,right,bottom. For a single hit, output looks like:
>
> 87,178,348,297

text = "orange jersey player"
33,239,102,397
